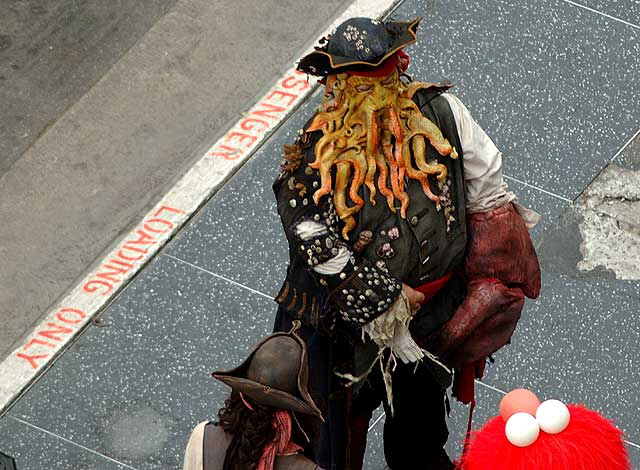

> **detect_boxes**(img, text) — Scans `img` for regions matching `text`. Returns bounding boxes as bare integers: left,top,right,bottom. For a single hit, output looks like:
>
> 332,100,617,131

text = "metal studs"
340,272,346,279
313,214,320,221
410,215,419,226
289,199,297,208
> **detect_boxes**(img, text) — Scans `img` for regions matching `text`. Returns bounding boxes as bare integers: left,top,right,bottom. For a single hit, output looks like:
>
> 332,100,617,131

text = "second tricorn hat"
212,321,323,419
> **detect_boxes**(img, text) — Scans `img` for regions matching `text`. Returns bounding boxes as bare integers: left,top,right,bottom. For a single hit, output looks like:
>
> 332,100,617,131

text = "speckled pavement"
1,1,639,468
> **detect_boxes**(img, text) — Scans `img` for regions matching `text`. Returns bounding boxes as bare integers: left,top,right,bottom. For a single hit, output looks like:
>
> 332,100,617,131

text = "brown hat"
212,321,323,420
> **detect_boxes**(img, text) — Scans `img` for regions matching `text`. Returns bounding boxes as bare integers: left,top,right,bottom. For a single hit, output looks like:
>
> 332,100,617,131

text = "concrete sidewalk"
1,0,639,468
0,0,352,360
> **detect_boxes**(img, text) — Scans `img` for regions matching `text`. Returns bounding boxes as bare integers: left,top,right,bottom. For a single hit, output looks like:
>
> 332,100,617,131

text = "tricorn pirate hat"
212,321,323,419
297,16,421,76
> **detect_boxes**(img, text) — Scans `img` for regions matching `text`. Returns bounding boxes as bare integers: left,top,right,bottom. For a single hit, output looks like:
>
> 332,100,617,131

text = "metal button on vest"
410,215,419,226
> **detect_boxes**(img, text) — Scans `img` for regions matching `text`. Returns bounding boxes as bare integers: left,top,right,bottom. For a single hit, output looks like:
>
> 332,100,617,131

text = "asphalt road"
0,0,352,360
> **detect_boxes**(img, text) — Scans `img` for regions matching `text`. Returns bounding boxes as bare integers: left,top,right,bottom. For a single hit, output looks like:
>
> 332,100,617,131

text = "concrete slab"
567,0,640,27
0,0,178,175
0,0,352,360
395,0,640,199
574,164,640,280
0,415,131,470
617,131,640,171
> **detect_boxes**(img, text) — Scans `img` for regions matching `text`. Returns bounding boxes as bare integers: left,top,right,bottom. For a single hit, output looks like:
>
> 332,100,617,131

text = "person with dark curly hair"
183,323,323,470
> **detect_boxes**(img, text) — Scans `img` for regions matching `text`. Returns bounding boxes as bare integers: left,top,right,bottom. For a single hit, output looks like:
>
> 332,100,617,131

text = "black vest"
273,86,466,335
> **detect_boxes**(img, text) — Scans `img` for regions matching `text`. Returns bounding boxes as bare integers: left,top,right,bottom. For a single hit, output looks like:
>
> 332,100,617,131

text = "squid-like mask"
308,68,459,240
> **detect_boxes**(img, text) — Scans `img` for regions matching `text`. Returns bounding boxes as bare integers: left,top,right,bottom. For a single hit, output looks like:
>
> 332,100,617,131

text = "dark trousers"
274,308,454,470
350,359,453,470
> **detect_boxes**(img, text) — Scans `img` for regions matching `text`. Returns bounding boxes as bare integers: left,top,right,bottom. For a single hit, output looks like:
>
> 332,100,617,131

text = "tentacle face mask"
307,70,459,239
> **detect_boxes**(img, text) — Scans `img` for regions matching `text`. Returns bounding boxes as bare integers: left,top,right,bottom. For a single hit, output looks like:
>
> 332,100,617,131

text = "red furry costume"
460,404,631,470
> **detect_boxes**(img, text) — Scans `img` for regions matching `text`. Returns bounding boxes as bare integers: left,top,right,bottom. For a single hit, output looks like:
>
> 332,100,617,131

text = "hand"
402,284,425,314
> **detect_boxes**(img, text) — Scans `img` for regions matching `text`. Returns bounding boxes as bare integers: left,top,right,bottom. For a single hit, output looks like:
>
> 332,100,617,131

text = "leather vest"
203,423,318,470
352,89,466,286
274,86,466,330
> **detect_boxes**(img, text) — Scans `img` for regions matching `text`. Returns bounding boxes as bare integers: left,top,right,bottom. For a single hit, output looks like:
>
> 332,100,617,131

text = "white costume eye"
505,412,540,447
536,400,571,434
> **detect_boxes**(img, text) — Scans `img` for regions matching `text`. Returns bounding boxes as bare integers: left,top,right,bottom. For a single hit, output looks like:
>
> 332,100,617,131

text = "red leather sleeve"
464,203,540,299
424,203,540,368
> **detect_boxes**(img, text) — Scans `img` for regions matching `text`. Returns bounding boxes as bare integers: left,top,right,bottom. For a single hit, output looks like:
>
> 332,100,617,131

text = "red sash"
414,272,454,304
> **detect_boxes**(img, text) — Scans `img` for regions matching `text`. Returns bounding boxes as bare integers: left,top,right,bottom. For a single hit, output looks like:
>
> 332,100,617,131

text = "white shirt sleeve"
182,422,206,470
441,93,539,228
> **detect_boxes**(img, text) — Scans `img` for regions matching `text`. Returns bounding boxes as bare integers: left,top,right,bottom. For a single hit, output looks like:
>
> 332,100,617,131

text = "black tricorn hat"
298,16,421,76
212,321,323,420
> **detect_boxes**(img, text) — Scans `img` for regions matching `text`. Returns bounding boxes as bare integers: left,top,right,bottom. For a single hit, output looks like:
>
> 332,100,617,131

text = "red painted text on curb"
207,69,311,160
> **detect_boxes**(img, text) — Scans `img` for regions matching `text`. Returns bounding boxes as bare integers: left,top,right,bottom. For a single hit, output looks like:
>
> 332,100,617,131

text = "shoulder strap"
203,422,217,470
203,422,234,470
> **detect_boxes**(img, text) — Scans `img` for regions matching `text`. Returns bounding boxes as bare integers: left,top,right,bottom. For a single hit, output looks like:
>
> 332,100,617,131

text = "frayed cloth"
336,292,451,416
362,291,423,364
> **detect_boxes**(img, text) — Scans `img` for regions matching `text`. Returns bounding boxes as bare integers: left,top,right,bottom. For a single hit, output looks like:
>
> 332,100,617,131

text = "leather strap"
203,422,218,470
